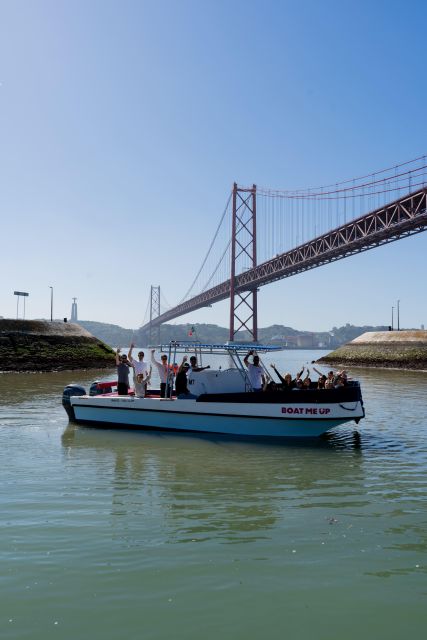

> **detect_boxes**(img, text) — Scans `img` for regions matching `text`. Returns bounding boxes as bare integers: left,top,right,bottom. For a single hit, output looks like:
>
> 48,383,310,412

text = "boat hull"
70,395,364,438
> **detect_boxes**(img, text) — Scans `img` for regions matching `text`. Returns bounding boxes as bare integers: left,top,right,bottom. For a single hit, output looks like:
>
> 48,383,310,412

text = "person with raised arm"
189,355,210,373
243,350,265,392
151,349,172,398
128,343,148,385
115,348,131,396
269,364,305,389
175,356,191,396
135,366,153,398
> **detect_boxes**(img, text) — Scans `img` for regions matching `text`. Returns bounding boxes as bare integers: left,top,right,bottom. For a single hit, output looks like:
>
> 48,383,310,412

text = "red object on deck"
96,380,118,390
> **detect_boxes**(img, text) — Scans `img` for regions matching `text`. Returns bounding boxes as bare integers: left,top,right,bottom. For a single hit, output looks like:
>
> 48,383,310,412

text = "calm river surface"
1,349,427,640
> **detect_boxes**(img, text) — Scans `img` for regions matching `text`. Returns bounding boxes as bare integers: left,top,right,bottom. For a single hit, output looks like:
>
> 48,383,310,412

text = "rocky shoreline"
318,330,427,370
0,319,116,372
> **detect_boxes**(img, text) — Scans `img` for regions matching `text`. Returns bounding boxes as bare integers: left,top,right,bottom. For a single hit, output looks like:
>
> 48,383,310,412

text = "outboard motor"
62,384,86,421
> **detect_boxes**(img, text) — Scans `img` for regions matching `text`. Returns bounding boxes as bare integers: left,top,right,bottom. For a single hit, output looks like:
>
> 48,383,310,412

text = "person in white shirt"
128,343,148,385
243,350,265,392
151,349,173,398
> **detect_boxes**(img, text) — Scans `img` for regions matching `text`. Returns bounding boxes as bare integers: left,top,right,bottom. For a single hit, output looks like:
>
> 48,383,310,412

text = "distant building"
71,298,78,322
296,334,314,348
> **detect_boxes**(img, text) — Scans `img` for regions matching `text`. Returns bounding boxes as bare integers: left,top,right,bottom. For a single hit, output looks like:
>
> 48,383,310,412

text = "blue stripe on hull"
73,405,349,438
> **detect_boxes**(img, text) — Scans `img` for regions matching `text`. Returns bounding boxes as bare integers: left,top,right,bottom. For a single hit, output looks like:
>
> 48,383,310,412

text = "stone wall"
0,319,116,372
318,330,427,370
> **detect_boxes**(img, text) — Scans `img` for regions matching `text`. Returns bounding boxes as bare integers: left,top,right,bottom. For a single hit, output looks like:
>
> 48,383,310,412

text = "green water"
1,351,427,639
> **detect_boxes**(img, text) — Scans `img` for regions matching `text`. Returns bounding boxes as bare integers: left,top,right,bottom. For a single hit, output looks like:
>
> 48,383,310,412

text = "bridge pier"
149,285,160,345
229,183,258,342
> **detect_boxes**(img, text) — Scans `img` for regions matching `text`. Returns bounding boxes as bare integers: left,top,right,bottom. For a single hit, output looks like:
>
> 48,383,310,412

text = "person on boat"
135,366,153,398
327,370,336,384
336,370,349,384
315,366,348,386
269,364,305,389
243,350,266,392
334,375,346,388
175,358,191,396
317,374,327,389
189,355,210,373
302,376,312,389
115,349,131,396
128,343,149,382
313,366,337,385
293,378,304,390
151,350,173,398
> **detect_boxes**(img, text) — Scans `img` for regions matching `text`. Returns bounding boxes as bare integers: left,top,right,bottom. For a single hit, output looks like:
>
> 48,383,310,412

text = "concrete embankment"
0,319,115,372
318,330,427,370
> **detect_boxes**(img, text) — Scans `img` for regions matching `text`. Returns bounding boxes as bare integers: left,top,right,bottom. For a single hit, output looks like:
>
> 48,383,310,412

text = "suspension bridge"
141,156,427,342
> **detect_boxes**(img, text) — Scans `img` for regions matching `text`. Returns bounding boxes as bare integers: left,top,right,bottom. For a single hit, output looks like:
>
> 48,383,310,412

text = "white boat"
62,342,365,439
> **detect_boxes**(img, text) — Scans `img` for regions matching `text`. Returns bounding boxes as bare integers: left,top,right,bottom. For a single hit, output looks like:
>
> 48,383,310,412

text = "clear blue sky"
1,0,426,331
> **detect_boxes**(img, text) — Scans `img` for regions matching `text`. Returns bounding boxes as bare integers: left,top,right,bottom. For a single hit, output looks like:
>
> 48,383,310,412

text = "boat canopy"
155,341,284,355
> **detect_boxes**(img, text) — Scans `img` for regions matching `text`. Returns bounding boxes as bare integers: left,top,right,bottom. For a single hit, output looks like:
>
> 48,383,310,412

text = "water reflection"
61,424,366,544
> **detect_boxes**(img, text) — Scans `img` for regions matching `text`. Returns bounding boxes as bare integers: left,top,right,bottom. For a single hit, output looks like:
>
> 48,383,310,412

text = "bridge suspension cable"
257,154,427,196
178,193,232,303
254,155,427,264
143,155,427,334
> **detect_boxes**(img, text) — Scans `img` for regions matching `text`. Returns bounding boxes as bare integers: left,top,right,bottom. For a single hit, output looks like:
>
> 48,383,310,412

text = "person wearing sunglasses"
115,348,130,396
151,349,173,398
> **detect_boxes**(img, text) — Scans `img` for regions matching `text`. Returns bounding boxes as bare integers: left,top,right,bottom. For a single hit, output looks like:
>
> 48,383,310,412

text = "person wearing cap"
115,348,131,396
175,357,191,396
243,350,266,392
151,349,173,398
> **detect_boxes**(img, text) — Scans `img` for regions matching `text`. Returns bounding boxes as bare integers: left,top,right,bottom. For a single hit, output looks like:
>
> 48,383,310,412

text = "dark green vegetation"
0,319,115,372
319,331,427,370
78,320,389,349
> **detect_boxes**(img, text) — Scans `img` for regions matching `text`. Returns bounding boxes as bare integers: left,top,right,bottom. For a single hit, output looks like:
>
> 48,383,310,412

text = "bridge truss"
141,187,427,332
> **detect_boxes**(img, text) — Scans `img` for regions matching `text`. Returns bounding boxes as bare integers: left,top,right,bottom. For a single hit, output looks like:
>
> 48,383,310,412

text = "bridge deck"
142,188,427,330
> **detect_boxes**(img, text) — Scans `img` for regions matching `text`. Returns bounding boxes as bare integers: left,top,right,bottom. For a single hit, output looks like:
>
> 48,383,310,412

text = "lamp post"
49,286,53,322
397,299,400,331
391,306,394,330
14,291,29,319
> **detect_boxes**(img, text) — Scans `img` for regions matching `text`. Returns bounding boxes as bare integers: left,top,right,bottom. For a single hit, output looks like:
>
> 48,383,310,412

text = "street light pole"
49,286,53,322
391,306,394,330
397,299,400,331
14,291,29,320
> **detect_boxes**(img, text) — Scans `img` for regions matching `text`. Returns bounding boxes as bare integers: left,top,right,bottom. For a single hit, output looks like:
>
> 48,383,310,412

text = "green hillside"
78,320,390,349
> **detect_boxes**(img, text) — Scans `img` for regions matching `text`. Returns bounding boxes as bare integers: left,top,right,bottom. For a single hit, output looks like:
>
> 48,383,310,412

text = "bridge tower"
149,285,161,345
229,183,258,342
